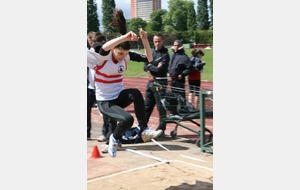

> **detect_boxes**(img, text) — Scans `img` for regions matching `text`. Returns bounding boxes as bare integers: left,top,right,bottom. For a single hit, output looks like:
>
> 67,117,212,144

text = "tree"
102,0,116,33
162,0,194,32
209,0,213,29
187,1,197,31
197,0,210,30
148,9,168,32
128,18,148,34
87,0,100,33
162,11,174,32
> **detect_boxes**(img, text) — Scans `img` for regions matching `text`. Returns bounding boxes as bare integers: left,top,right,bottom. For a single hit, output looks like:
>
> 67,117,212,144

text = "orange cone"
90,145,102,158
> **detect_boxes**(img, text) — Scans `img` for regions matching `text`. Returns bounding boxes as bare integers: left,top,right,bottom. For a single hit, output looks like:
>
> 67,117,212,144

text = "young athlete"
188,48,206,108
87,8,162,157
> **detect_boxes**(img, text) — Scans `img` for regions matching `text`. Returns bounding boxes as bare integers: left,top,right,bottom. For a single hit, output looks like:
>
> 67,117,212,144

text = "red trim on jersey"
94,60,107,71
95,78,123,84
95,70,122,78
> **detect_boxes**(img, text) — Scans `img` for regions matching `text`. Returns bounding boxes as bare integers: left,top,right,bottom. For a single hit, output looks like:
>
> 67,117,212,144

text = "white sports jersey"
87,50,129,101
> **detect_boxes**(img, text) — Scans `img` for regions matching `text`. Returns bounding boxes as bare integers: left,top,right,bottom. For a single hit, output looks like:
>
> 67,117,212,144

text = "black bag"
161,92,198,115
176,94,199,114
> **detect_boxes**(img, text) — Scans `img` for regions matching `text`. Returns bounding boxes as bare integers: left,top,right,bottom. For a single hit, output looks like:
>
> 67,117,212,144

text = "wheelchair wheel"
170,130,177,138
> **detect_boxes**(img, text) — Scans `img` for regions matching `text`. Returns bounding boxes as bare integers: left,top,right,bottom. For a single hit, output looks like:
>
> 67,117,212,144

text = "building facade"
131,0,161,22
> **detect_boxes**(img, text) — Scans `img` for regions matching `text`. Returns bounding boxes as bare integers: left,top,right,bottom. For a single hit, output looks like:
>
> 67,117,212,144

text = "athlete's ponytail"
110,8,127,35
110,8,131,50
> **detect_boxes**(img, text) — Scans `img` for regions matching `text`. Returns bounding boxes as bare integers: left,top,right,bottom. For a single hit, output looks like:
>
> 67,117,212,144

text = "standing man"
144,34,170,136
168,40,192,99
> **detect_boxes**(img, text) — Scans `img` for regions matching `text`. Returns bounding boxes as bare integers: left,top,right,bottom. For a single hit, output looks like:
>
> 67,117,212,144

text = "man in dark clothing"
168,40,192,99
144,34,170,135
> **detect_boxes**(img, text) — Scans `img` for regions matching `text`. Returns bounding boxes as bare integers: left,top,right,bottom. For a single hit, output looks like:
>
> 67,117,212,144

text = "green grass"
124,48,213,82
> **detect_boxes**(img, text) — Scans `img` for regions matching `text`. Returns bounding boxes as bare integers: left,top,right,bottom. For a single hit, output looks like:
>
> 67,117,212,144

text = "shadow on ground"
165,180,213,190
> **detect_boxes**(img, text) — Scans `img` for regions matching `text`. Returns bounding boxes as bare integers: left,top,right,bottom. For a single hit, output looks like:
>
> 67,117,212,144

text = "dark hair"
191,48,204,57
154,33,164,40
95,32,106,43
93,32,107,53
110,8,130,50
174,40,183,47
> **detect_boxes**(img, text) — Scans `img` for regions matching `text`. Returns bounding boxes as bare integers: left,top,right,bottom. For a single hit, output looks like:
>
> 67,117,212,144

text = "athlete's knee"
128,88,142,100
122,114,134,128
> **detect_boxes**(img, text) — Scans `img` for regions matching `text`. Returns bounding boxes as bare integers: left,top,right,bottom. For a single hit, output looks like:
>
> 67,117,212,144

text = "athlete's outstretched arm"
102,31,139,52
139,28,153,62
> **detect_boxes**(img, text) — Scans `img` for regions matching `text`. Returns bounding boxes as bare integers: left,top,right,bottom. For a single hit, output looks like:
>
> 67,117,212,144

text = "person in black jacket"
144,34,170,136
168,40,192,99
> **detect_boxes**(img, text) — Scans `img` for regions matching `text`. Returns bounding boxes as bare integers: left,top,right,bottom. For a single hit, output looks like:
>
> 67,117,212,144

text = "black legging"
97,88,147,143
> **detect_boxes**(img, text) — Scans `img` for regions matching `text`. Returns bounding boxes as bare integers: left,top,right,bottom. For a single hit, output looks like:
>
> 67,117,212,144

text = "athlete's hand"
125,31,139,41
139,28,148,39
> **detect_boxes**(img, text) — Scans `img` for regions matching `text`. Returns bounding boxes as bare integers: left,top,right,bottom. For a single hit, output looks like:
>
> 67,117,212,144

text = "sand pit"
88,160,213,190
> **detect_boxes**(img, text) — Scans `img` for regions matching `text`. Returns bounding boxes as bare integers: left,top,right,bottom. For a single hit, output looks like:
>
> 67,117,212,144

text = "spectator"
87,8,162,157
144,33,169,136
87,31,96,50
93,32,110,142
87,31,96,140
168,40,192,99
188,48,206,109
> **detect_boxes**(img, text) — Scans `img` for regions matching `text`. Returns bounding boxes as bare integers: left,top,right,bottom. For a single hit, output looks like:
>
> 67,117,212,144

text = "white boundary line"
180,155,207,163
151,139,170,151
87,162,166,183
173,160,213,172
125,148,170,163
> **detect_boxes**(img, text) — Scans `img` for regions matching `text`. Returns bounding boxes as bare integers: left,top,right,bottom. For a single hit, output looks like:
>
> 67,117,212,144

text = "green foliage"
176,31,191,43
193,30,213,44
163,25,174,32
124,48,213,82
128,18,148,34
174,10,188,31
197,0,210,30
163,0,191,32
161,11,172,29
148,9,168,32
187,0,197,31
101,0,116,33
126,19,131,31
209,0,213,29
87,0,100,33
